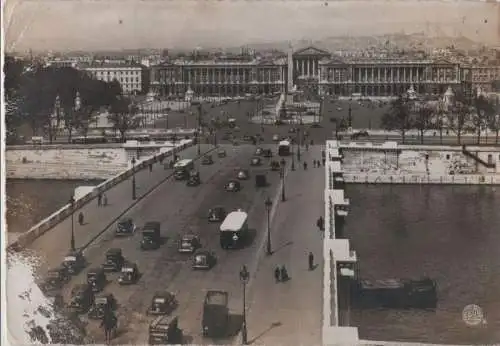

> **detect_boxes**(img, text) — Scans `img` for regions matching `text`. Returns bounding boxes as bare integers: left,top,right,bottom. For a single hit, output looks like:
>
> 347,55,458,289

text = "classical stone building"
149,46,499,98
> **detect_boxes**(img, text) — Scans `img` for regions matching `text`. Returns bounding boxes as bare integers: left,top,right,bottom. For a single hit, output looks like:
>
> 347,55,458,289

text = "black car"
202,155,214,165
250,157,262,166
225,180,241,192
141,221,161,250
208,206,226,222
102,248,124,272
254,148,263,156
187,171,201,186
236,169,250,180
192,250,217,270
115,218,136,237
68,283,94,314
88,293,117,320
262,149,273,158
62,251,86,275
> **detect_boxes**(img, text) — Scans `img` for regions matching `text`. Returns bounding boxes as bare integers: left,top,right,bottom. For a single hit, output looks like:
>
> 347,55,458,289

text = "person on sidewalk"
97,193,102,207
316,216,324,231
303,161,308,170
149,163,153,172
280,265,289,282
103,194,108,206
274,267,281,283
308,252,314,271
78,212,84,225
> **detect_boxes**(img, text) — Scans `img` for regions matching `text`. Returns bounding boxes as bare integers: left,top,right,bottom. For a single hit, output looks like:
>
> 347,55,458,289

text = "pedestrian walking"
78,212,84,226
97,193,102,207
322,158,326,166
303,161,308,170
103,194,108,206
280,265,289,282
308,252,314,271
274,267,281,283
316,216,324,231
149,163,153,172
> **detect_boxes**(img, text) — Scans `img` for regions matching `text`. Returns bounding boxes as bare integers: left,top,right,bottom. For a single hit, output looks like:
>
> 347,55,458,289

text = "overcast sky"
4,0,499,52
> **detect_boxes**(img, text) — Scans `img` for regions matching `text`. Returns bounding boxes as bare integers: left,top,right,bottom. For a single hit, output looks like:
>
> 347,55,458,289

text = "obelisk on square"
287,42,293,94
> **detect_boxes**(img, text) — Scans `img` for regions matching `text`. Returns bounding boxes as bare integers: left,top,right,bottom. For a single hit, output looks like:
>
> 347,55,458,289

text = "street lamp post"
197,104,203,155
291,142,295,171
131,157,137,200
265,197,273,255
239,265,250,345
69,196,76,251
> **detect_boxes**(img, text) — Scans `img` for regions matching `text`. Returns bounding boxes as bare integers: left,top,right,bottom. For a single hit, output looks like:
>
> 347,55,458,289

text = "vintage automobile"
62,251,86,275
192,250,217,270
118,262,140,285
270,160,281,171
86,267,106,292
186,171,201,187
88,293,117,320
262,149,273,158
217,149,227,158
225,180,241,192
236,169,249,180
148,291,178,315
208,206,226,223
68,283,94,313
115,218,136,237
141,222,161,250
272,134,280,142
102,248,124,272
201,155,214,165
255,174,268,188
148,315,183,345
178,234,201,254
254,147,263,156
250,157,262,166
41,267,70,296
202,290,229,337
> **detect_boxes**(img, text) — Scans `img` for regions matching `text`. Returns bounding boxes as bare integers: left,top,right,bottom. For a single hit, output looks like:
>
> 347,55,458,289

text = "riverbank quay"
6,139,196,250
5,138,195,179
334,141,500,185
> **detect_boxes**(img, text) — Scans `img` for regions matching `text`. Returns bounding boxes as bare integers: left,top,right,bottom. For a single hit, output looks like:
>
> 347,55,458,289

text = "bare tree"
473,95,492,144
381,96,413,143
108,96,139,142
63,106,79,143
414,104,433,144
77,105,98,141
434,103,446,145
447,102,469,144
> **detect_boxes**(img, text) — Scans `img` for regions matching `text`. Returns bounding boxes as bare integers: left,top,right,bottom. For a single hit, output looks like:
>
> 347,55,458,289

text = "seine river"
7,179,500,344
6,179,103,234
345,184,500,345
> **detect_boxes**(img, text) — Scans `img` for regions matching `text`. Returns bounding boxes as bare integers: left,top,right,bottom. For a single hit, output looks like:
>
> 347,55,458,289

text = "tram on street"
278,140,291,156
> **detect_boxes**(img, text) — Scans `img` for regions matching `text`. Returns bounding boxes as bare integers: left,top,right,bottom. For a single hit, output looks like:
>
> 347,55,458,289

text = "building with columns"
149,57,287,97
148,46,499,98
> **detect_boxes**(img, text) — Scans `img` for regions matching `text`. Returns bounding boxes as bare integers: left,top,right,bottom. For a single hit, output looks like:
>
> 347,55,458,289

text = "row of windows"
92,70,141,76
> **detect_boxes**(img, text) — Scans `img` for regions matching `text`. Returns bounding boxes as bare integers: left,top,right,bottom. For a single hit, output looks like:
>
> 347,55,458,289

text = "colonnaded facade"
149,46,497,98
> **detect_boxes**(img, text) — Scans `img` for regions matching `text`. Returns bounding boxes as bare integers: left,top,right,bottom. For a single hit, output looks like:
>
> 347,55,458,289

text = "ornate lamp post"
239,265,250,345
131,157,137,200
265,197,273,255
69,196,76,251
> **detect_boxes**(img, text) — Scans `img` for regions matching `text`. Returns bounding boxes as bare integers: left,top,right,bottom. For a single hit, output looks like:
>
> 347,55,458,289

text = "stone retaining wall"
7,140,194,252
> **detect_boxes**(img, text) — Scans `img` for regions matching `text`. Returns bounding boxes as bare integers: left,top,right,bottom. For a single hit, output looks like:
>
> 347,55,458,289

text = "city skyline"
4,0,499,52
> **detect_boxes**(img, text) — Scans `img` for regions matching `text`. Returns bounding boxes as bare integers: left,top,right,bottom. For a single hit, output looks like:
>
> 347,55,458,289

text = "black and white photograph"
3,0,500,345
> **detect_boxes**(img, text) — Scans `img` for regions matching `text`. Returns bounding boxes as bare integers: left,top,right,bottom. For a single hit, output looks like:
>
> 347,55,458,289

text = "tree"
447,102,469,144
381,96,413,143
414,104,433,144
434,102,446,145
473,95,493,144
108,96,139,141
63,106,79,143
76,105,98,140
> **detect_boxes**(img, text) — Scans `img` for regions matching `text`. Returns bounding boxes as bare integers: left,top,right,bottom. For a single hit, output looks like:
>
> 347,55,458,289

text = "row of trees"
381,90,500,144
4,56,126,142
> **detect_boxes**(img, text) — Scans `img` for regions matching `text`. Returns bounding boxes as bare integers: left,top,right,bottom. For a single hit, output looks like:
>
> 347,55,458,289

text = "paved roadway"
32,142,293,344
244,145,324,346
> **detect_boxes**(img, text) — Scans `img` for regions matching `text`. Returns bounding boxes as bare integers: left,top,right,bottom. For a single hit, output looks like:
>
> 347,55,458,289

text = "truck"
202,290,229,337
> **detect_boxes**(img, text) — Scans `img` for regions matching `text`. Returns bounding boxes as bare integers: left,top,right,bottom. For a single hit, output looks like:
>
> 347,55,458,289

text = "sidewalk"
26,144,213,272
244,146,325,346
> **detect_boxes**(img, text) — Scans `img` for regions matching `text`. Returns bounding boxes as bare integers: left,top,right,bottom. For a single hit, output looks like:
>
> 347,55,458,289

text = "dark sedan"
115,218,136,236
208,206,227,222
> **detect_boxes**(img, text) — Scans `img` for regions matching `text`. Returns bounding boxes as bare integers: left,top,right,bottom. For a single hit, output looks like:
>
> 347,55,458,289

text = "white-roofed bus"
278,140,291,156
219,210,248,249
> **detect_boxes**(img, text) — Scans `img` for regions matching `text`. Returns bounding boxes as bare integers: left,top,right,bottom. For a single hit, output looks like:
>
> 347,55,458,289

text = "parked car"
208,206,226,222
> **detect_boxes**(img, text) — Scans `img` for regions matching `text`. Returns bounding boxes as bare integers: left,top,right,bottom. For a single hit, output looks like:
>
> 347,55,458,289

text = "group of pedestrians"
273,251,317,283
97,193,108,207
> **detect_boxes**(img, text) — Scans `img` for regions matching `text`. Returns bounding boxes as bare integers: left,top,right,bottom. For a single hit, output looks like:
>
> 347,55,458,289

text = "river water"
6,179,103,234
345,184,500,345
